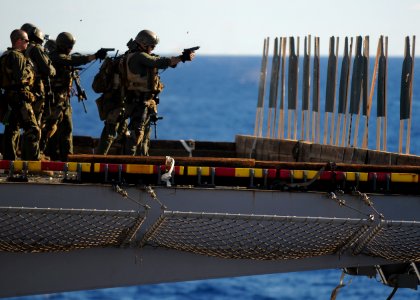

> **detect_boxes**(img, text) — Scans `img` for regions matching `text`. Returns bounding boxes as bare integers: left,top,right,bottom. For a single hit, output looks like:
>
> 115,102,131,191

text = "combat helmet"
56,32,76,50
21,23,36,35
31,27,45,44
135,30,159,47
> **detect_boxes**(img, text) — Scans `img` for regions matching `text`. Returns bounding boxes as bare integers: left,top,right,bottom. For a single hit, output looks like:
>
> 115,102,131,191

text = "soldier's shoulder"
6,49,25,60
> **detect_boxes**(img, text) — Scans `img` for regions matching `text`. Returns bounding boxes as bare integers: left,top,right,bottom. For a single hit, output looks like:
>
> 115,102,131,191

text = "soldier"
21,24,56,126
0,29,40,161
39,32,108,161
93,51,128,155
123,29,195,156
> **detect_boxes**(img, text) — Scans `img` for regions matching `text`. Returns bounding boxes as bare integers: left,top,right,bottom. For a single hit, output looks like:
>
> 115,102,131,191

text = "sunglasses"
20,38,29,43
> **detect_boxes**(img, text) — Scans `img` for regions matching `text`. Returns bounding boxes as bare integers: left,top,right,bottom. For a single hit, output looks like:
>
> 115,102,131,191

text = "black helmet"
135,30,159,47
56,32,75,50
44,39,57,54
21,23,36,34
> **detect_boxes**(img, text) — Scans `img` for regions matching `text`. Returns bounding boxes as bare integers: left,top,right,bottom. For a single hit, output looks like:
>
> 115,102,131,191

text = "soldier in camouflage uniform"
39,32,108,161
124,29,195,156
96,89,128,155
0,29,40,161
22,24,56,126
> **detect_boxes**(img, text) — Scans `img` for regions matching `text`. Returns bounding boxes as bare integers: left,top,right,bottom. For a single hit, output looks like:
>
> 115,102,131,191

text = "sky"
0,0,419,56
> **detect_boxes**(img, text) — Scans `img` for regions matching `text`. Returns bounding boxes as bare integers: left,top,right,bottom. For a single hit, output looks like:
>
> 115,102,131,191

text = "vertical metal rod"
312,37,321,143
342,37,353,147
383,37,388,151
287,36,299,140
294,37,300,140
301,35,311,141
353,36,368,147
267,37,280,138
406,35,416,154
324,36,338,145
336,37,349,146
254,37,269,137
278,37,287,139
330,37,339,145
362,36,381,149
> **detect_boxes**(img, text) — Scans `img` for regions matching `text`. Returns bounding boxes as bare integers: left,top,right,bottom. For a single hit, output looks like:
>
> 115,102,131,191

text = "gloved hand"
95,48,108,60
180,49,195,62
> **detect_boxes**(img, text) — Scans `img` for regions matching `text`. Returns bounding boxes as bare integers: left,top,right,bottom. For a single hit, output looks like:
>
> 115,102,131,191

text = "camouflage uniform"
0,48,40,161
124,51,169,156
25,42,56,125
96,89,128,155
41,52,92,161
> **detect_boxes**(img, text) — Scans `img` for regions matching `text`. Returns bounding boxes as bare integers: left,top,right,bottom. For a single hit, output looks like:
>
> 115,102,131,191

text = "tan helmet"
135,30,159,47
31,27,45,44
56,32,76,50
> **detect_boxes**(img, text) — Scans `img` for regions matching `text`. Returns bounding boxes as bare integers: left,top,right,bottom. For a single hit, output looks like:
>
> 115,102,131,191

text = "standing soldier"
0,29,40,161
39,32,108,161
92,51,128,155
21,24,56,126
124,29,195,156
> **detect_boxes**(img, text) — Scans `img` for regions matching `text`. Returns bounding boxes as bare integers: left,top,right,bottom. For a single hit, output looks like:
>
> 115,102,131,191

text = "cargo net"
0,206,146,253
143,211,420,262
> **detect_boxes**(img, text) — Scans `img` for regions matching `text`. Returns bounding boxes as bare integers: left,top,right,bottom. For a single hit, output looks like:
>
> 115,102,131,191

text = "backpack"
92,56,122,93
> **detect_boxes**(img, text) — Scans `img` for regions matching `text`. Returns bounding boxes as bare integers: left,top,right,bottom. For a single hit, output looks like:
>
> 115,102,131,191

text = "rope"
113,184,150,210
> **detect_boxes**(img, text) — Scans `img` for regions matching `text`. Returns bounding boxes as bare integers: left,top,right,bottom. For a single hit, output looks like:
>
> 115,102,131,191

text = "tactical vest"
0,49,35,89
50,52,74,94
125,52,164,93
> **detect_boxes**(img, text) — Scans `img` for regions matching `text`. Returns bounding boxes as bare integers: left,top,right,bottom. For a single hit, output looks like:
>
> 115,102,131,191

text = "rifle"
150,113,163,138
71,68,88,113
45,76,55,116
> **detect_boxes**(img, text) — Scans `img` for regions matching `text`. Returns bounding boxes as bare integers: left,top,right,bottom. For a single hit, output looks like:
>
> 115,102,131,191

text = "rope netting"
143,212,371,260
143,211,420,262
361,220,420,261
0,207,146,253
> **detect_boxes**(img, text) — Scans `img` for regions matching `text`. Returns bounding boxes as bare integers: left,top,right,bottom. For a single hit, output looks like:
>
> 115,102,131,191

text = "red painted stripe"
368,172,390,182
267,169,277,179
99,163,125,173
335,171,346,181
320,171,333,180
0,160,10,169
279,169,291,180
41,161,65,171
158,165,182,175
215,167,236,177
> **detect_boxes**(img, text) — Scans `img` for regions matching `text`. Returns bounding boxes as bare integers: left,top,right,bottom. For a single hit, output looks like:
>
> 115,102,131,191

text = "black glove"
180,49,192,63
95,49,108,60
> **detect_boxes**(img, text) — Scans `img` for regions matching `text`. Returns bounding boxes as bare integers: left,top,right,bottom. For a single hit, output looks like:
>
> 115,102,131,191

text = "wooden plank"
69,154,256,168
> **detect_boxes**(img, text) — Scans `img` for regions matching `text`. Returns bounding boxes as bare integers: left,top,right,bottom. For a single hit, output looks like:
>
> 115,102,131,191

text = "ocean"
2,55,420,299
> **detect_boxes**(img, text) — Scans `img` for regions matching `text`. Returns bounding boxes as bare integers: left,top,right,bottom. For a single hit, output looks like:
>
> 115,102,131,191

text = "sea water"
3,56,420,299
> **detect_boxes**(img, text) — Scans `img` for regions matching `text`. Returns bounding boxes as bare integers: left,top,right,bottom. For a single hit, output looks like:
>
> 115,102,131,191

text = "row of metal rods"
254,35,416,154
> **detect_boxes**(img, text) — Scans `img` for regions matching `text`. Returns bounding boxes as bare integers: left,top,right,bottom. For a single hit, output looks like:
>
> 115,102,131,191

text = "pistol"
184,46,200,52
181,46,199,62
100,48,115,52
